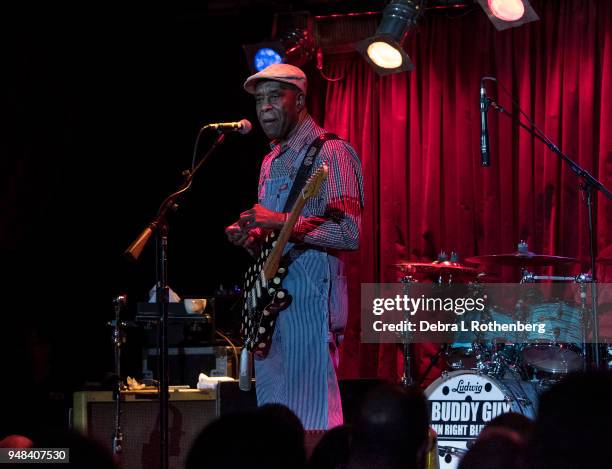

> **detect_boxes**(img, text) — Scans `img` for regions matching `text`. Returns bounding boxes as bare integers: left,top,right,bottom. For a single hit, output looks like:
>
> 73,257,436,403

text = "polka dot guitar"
240,164,329,361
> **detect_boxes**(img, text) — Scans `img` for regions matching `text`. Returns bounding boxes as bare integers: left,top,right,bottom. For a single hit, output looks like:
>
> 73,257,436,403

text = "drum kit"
394,242,610,468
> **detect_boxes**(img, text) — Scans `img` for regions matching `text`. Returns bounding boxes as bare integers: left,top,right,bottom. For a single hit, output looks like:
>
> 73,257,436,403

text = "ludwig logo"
451,379,483,394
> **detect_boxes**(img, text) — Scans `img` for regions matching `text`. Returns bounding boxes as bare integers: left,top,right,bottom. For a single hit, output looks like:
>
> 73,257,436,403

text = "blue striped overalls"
254,143,344,430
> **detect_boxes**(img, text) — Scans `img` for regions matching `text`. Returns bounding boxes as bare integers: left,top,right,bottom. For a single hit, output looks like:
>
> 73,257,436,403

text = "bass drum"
425,370,538,469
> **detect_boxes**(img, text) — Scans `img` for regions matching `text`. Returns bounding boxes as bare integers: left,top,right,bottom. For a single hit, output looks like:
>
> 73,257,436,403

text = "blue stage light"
254,47,283,72
243,29,315,74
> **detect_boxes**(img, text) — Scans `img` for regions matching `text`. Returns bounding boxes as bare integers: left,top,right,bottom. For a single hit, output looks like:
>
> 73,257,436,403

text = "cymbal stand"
399,276,414,386
576,273,593,372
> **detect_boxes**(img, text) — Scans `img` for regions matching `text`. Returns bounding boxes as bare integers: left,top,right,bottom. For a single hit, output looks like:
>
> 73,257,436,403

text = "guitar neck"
263,194,308,280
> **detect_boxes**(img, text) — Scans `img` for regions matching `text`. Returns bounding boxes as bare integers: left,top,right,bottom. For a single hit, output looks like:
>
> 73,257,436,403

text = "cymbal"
466,251,578,267
393,261,481,276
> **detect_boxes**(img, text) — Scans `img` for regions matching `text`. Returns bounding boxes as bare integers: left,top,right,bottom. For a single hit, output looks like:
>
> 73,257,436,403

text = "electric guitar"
240,164,329,361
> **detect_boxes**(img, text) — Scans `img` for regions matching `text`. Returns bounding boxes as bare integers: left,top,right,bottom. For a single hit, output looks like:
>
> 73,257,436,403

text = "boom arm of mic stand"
488,98,611,369
489,101,612,200
123,131,226,262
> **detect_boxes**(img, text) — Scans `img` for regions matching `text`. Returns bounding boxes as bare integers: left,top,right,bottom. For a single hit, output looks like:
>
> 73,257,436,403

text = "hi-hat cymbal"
393,261,482,276
466,251,578,267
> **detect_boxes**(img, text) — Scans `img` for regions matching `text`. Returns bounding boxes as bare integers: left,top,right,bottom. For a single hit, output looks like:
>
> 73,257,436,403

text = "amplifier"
72,383,257,469
72,380,380,468
72,389,217,469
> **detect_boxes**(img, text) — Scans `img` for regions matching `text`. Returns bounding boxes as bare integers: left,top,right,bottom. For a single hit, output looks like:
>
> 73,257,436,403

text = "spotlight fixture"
475,0,539,30
355,0,424,76
243,28,316,73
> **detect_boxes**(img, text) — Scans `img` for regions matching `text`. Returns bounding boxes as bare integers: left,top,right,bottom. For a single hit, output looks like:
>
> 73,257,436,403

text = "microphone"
480,81,490,166
203,119,252,135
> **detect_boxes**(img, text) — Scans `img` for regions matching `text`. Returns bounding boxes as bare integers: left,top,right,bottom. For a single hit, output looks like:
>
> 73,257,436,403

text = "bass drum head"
425,370,537,469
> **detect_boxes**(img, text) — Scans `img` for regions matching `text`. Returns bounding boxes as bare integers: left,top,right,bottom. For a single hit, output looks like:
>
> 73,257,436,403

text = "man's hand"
239,204,286,230
225,222,263,257
225,222,250,246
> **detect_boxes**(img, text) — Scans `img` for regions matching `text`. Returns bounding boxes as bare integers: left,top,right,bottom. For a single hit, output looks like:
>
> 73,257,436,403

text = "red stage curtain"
310,0,612,381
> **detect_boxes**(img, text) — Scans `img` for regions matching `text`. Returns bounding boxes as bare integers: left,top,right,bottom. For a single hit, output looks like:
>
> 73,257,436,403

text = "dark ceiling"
206,0,470,16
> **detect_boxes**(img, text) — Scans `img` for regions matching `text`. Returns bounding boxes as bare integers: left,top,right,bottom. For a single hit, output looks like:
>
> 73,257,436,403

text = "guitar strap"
281,133,342,347
282,132,340,213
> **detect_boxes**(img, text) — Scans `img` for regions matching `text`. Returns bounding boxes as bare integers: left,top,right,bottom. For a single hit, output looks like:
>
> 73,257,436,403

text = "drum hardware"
521,272,582,283
575,272,593,283
399,276,417,386
520,271,593,284
417,343,449,387
476,342,520,381
578,279,590,372
514,396,532,406
400,274,418,284
438,445,468,465
400,335,413,387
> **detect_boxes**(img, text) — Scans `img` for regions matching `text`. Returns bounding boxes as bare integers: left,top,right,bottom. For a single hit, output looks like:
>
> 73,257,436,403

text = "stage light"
254,47,283,72
355,0,424,76
367,42,404,69
243,28,315,74
489,0,524,21
475,0,539,30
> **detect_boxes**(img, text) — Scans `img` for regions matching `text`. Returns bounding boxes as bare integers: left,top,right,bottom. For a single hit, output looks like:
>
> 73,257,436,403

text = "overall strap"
282,132,340,213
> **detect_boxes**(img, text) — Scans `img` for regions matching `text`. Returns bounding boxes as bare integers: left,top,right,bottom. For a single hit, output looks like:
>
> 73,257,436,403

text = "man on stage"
226,63,364,429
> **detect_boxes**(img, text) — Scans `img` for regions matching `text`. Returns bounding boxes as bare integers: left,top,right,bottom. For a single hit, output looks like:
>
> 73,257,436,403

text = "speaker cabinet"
72,390,217,469
72,380,379,468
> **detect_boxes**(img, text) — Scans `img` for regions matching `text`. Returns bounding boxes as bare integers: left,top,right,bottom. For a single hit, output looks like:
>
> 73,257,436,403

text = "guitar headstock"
301,164,329,200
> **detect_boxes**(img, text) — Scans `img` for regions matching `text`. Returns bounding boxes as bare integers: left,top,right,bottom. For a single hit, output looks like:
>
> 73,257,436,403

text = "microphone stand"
484,92,612,369
124,130,226,469
110,294,127,459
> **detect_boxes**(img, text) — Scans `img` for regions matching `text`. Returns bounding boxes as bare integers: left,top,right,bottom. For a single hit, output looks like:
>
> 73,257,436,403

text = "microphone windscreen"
239,119,253,135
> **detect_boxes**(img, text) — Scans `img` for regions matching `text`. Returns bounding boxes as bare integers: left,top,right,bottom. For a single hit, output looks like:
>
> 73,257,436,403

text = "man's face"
254,80,304,140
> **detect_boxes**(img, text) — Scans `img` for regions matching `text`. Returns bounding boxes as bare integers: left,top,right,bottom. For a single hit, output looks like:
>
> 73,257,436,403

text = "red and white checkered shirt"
257,114,364,250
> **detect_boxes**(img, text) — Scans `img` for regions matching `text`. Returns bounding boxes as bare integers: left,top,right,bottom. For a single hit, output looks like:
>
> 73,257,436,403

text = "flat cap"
243,63,307,95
